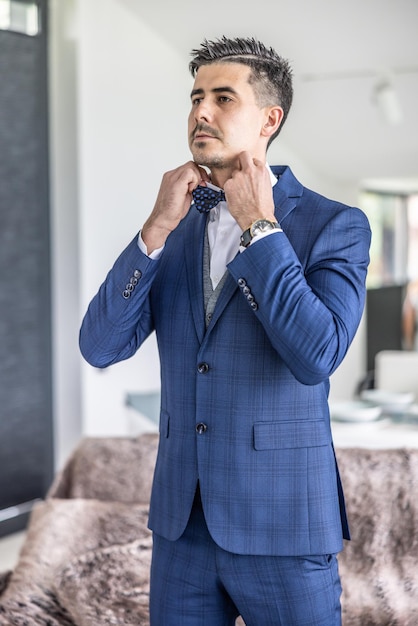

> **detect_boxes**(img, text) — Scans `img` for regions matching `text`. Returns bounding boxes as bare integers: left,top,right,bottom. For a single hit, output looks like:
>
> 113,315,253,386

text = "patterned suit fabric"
80,165,371,557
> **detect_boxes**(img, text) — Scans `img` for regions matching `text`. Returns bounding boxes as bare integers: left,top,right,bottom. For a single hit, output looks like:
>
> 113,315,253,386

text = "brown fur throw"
336,447,418,625
47,434,158,503
0,435,157,625
0,499,151,625
55,537,152,625
0,574,11,599
1,434,418,625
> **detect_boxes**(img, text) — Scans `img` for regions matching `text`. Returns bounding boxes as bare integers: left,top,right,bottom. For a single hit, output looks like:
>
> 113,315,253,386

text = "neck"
209,156,268,189
209,169,232,189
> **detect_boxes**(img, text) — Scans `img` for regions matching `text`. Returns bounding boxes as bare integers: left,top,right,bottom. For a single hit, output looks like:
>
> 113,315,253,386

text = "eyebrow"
190,86,239,99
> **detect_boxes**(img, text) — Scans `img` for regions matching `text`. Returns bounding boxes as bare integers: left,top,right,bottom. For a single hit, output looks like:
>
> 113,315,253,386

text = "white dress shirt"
139,165,279,289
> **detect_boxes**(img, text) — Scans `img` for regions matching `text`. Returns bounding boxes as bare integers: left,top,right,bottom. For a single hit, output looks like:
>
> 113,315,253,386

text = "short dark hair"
189,36,293,144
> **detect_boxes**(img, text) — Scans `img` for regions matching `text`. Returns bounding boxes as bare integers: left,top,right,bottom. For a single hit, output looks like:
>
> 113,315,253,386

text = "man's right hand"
141,162,210,254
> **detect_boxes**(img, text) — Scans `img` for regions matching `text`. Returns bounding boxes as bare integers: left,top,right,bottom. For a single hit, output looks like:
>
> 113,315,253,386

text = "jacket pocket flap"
253,419,329,450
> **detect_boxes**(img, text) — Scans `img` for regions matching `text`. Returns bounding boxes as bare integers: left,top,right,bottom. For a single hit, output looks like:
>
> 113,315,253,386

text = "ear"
261,106,284,139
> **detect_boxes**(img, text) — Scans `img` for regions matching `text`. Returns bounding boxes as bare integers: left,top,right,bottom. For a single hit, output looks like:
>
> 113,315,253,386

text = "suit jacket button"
133,269,142,279
237,278,246,287
197,362,209,374
250,301,258,311
196,423,207,434
122,289,131,299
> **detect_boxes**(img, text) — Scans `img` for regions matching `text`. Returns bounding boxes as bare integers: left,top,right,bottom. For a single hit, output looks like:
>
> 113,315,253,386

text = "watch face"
251,219,275,237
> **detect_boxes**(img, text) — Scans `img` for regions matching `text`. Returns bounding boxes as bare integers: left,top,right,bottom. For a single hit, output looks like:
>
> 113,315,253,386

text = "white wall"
50,0,366,466
77,0,193,442
49,0,82,468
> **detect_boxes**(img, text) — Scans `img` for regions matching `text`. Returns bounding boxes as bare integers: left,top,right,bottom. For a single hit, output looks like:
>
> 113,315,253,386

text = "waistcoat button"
196,423,207,434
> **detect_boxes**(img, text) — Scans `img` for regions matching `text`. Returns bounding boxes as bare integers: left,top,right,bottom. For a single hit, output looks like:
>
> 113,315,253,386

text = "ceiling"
123,0,418,190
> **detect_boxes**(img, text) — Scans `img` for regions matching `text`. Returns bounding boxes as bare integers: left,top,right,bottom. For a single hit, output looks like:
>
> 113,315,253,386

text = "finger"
187,172,210,194
189,160,210,181
236,151,252,170
188,180,199,194
177,161,203,183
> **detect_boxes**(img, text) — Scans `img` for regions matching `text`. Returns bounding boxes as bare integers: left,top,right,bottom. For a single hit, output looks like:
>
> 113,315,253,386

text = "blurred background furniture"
375,350,418,398
1,433,418,625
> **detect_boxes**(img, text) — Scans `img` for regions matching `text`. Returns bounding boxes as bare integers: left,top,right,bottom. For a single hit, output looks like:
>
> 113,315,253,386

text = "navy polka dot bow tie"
192,185,226,213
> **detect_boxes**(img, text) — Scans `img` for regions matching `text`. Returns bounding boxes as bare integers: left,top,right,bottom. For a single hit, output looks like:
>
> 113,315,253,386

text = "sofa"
1,433,418,625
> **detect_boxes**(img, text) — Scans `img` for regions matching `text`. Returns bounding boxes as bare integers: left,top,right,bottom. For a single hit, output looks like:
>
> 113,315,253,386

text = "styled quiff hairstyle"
189,36,293,145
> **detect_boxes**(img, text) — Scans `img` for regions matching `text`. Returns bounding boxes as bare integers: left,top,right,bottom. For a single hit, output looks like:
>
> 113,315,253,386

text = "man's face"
188,62,269,172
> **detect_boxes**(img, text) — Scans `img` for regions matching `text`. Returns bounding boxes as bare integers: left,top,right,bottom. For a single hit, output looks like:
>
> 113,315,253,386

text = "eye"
218,95,232,103
192,97,203,106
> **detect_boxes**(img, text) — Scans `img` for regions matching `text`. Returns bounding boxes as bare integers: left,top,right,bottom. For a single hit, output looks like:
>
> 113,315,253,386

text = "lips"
192,125,220,142
194,133,216,141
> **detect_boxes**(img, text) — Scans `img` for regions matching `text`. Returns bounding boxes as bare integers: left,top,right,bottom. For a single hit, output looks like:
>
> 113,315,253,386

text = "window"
407,195,418,282
361,190,418,288
0,0,40,36
361,189,418,372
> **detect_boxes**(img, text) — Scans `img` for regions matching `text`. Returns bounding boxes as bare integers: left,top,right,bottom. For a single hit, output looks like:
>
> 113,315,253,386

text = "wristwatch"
240,218,282,248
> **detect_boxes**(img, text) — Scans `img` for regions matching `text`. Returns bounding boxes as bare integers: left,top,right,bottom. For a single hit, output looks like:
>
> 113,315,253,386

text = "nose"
193,100,212,123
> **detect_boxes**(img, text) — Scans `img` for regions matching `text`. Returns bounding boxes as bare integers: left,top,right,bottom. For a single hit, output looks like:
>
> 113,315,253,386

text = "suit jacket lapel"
271,165,303,224
204,271,237,336
185,166,302,343
184,209,207,343
204,166,303,334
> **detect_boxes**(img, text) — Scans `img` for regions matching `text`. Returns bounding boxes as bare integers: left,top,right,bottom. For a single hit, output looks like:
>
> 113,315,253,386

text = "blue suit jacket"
80,166,371,556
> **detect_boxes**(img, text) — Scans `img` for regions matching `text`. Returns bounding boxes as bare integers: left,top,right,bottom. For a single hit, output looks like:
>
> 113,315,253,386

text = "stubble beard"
190,123,232,170
191,143,232,170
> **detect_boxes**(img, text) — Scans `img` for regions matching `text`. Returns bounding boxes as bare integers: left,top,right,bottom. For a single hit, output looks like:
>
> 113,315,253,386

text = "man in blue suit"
80,36,371,625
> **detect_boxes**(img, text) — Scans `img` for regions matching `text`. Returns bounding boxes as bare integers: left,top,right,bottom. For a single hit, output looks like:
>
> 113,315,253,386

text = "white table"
332,417,418,448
